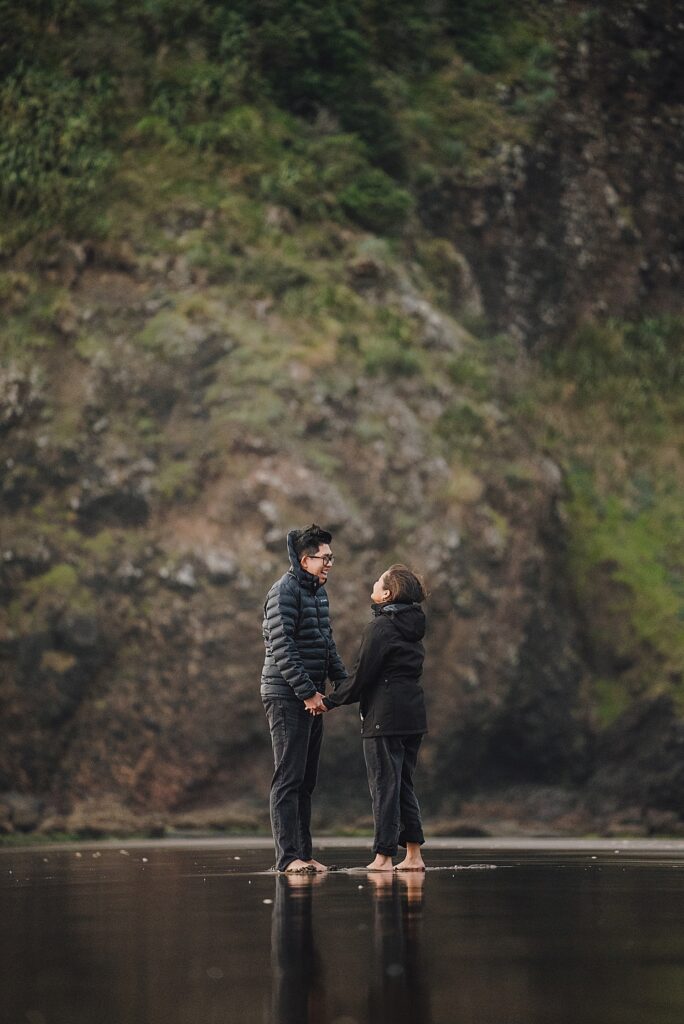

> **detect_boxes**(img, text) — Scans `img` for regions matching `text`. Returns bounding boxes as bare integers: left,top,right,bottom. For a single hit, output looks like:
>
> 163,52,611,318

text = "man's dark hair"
294,523,333,559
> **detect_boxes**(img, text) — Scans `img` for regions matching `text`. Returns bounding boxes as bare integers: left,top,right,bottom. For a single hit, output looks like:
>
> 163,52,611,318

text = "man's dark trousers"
264,696,323,871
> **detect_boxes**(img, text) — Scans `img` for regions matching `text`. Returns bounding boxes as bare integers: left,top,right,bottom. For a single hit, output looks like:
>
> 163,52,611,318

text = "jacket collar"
373,600,426,640
287,529,322,593
372,600,414,616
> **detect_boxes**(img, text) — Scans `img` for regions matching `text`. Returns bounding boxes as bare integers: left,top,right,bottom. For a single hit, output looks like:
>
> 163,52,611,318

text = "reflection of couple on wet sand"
271,871,430,1024
261,524,428,874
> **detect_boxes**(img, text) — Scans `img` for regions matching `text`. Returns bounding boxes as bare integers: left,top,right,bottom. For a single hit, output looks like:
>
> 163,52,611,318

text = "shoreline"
5,834,684,855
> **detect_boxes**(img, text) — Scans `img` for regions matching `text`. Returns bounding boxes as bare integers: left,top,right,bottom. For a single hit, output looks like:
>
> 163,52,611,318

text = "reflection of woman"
322,565,428,871
367,872,432,1024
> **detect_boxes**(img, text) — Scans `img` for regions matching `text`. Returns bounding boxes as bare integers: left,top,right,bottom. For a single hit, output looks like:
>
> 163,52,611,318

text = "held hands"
304,693,328,716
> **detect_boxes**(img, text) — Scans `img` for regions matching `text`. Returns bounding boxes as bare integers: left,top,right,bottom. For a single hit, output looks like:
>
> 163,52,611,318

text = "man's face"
301,543,334,585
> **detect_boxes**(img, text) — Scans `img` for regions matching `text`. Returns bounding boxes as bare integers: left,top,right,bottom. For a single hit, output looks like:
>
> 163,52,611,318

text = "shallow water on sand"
4,840,684,1024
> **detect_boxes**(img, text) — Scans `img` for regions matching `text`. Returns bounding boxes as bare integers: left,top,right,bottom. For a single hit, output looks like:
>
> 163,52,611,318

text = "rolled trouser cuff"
372,843,398,857
398,829,424,848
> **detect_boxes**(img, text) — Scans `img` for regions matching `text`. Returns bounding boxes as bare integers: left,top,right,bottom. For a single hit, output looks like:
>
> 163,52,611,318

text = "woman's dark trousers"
264,697,323,871
363,734,425,857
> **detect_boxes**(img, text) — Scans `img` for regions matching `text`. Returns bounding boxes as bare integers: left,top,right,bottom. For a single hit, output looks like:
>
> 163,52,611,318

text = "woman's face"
371,572,391,604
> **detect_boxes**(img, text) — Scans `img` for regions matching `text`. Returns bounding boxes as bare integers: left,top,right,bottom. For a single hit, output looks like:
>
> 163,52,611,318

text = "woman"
320,564,428,871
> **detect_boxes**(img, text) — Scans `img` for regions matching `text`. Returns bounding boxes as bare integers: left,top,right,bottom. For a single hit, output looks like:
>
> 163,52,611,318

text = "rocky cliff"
1,0,682,839
421,0,684,344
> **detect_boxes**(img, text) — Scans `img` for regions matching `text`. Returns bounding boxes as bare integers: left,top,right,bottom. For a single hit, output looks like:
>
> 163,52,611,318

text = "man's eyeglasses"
306,554,335,565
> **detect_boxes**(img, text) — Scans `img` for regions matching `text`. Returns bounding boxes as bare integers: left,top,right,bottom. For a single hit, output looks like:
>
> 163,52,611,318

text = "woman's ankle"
367,853,394,870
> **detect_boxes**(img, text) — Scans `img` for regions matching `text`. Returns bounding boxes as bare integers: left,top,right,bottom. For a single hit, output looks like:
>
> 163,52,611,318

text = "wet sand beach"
4,837,684,1023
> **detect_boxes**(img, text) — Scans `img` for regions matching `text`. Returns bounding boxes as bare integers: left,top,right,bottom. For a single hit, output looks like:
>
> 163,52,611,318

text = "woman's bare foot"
366,854,394,871
397,872,425,902
395,842,425,871
305,859,328,872
395,858,425,871
367,872,394,893
283,859,316,873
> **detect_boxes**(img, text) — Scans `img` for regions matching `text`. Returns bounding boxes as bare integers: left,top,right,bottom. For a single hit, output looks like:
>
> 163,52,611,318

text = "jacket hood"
286,529,322,590
374,601,425,642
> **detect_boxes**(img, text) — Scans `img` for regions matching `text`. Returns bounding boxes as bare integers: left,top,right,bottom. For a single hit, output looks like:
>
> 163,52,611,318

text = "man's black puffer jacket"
260,531,347,702
323,601,427,737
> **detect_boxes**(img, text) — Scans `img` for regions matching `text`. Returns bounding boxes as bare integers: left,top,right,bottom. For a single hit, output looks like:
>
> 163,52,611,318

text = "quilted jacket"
260,530,347,701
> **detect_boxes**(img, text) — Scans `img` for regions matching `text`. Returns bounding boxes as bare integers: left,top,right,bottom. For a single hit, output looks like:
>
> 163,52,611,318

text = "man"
261,524,347,872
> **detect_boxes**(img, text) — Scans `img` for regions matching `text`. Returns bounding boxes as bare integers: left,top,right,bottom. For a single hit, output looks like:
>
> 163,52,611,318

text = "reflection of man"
261,525,348,872
270,874,326,1024
367,873,431,1024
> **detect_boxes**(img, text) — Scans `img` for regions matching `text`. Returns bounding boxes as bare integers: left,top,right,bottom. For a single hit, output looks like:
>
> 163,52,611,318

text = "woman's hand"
304,693,327,715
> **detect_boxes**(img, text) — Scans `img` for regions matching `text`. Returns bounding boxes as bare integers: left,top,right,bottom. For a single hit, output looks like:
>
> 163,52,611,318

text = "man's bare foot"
305,859,328,872
366,854,394,871
284,873,325,889
283,859,316,873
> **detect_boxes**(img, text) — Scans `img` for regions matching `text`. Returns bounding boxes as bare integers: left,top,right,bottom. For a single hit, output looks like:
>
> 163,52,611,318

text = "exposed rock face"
420,0,684,345
588,696,684,815
0,319,592,833
1,0,682,838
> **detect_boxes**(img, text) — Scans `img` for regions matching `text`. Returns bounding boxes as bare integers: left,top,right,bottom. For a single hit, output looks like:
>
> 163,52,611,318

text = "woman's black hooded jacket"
323,601,427,737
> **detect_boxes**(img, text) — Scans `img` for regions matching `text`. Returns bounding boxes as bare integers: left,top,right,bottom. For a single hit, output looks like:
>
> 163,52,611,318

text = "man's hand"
304,693,327,715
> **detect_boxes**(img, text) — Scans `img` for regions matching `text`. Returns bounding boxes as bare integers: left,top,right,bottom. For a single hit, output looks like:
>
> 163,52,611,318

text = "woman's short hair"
383,564,427,604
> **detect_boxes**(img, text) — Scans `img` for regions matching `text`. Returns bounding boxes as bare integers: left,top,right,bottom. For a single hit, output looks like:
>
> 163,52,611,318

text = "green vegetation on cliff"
541,315,684,724
0,0,555,250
